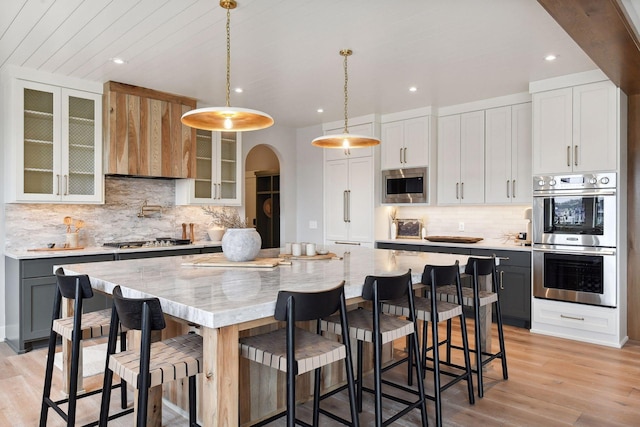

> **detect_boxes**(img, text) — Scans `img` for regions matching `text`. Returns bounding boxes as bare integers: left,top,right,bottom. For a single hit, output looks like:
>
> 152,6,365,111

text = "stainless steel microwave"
382,167,428,204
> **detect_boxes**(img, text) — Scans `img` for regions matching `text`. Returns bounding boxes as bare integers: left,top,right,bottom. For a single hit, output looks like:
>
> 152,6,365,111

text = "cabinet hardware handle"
217,183,221,199
500,270,504,290
456,183,459,199
560,314,585,321
567,146,570,167
64,175,68,195
404,147,407,163
343,190,348,223
56,174,60,195
400,148,403,163
506,180,510,198
461,182,464,199
574,145,578,166
512,180,516,199
347,190,351,223
335,241,361,245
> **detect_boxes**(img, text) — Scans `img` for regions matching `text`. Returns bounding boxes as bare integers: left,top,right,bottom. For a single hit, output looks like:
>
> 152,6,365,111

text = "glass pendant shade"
181,0,273,132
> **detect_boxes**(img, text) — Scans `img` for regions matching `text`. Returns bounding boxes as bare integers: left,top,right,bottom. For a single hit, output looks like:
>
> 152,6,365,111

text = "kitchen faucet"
137,200,162,218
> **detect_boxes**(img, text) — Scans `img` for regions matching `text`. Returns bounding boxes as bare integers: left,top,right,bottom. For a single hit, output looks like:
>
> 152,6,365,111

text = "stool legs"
40,318,60,426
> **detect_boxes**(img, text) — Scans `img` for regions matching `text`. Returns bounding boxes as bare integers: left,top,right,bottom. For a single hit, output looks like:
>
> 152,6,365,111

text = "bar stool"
99,286,203,427
436,256,508,397
321,270,428,427
239,281,359,427
39,268,129,427
386,262,474,427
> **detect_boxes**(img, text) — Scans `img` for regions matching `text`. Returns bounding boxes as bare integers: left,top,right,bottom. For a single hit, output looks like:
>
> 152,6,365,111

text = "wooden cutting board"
182,255,290,268
279,252,342,260
28,247,86,251
424,236,483,244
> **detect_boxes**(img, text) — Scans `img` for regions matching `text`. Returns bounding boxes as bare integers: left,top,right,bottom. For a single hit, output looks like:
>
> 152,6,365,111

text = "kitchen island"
60,246,471,426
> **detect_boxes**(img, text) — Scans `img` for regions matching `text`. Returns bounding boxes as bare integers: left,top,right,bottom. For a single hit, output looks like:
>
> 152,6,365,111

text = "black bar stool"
389,262,474,427
99,285,203,427
239,281,359,427
39,268,128,427
321,270,428,427
436,256,508,397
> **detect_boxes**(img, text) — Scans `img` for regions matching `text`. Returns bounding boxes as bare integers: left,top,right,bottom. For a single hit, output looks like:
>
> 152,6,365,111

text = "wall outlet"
458,222,465,231
309,220,318,229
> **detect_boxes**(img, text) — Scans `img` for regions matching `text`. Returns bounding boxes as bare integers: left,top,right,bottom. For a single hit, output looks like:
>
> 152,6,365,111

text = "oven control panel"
533,172,616,192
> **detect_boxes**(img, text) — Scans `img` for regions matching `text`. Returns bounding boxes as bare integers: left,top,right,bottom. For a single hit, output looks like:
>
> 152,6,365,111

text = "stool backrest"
55,267,94,300
112,286,166,331
421,262,460,287
274,281,345,322
464,257,496,277
362,270,412,301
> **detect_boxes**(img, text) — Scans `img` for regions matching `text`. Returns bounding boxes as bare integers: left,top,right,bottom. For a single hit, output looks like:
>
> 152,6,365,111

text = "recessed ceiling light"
317,108,324,113
111,57,126,65
409,86,418,92
234,88,243,93
544,54,557,61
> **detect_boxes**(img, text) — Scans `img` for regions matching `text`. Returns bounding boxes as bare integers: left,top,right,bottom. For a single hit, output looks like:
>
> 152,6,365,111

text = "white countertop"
60,246,468,329
4,240,223,260
376,237,532,252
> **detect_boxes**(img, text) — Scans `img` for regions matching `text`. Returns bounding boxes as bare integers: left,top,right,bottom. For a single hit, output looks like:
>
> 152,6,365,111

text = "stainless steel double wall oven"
532,173,617,307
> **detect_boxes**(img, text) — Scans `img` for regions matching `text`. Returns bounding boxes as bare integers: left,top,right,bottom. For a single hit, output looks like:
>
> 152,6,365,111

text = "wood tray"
28,247,86,251
182,255,290,268
424,236,483,244
279,252,342,260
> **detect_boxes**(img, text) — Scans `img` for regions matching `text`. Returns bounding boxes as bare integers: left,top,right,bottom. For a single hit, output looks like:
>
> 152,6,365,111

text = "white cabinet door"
573,81,617,172
532,87,573,174
381,121,404,169
437,115,462,204
485,106,512,204
175,131,242,205
484,103,532,204
347,157,373,242
381,117,429,170
12,80,102,203
459,111,485,204
325,159,349,241
511,103,532,203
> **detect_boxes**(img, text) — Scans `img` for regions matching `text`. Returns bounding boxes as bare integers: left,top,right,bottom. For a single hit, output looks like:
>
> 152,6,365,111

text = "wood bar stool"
321,271,428,427
39,268,129,427
389,262,474,427
99,285,203,427
436,256,508,397
239,281,359,427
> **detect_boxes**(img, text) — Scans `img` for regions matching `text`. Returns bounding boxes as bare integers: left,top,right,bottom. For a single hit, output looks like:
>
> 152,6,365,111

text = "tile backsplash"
4,177,219,250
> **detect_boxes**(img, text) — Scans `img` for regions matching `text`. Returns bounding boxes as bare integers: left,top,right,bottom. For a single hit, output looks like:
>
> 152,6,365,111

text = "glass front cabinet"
176,130,242,205
7,79,103,203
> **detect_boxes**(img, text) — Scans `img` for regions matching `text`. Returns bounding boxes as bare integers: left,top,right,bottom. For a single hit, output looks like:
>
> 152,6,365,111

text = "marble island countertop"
60,246,470,329
376,237,532,252
4,240,223,260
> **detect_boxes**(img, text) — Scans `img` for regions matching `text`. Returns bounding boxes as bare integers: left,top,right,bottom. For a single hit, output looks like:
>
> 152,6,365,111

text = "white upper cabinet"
176,130,242,205
437,111,485,204
381,116,429,170
6,77,103,203
485,103,532,204
532,81,617,174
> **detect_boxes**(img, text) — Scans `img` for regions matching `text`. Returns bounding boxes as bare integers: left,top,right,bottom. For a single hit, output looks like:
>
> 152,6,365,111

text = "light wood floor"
2,322,640,426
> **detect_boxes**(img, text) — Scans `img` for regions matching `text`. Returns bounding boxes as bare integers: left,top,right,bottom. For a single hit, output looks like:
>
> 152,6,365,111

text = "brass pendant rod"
225,5,231,108
340,49,352,134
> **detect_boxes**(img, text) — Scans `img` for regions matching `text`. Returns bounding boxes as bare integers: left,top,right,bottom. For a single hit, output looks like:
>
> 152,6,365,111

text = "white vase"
207,227,226,242
390,221,397,239
221,228,262,262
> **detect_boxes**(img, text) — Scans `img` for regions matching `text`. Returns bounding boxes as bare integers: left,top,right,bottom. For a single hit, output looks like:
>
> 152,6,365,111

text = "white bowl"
316,249,329,255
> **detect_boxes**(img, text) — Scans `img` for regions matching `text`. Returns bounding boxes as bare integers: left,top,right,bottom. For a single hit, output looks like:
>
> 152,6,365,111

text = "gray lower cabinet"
5,254,115,353
375,242,531,328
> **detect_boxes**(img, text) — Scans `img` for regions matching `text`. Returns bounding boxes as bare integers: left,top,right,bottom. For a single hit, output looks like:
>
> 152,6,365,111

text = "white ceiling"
1,0,598,128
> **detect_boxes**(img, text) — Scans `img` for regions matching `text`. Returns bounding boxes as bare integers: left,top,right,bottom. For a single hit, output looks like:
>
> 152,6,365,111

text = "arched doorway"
245,145,280,248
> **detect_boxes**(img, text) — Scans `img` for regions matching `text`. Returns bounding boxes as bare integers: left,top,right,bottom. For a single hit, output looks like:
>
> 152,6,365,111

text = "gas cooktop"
103,238,191,249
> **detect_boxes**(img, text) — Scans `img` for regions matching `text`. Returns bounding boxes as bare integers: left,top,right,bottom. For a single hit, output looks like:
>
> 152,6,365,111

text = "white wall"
294,124,324,244
241,125,298,244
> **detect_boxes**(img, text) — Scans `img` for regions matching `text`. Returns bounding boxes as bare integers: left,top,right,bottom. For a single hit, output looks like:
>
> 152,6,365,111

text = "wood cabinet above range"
103,81,197,178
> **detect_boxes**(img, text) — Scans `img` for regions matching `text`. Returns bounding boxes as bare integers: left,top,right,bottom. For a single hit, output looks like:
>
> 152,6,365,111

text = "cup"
66,232,79,248
306,243,316,256
291,243,302,257
284,242,292,254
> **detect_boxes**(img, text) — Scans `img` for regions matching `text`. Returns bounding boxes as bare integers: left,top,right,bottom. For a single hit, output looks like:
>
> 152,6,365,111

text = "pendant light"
312,49,380,149
181,0,273,132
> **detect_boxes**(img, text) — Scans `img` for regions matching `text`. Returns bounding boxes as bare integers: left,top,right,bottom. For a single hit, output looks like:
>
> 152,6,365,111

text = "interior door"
325,159,349,242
